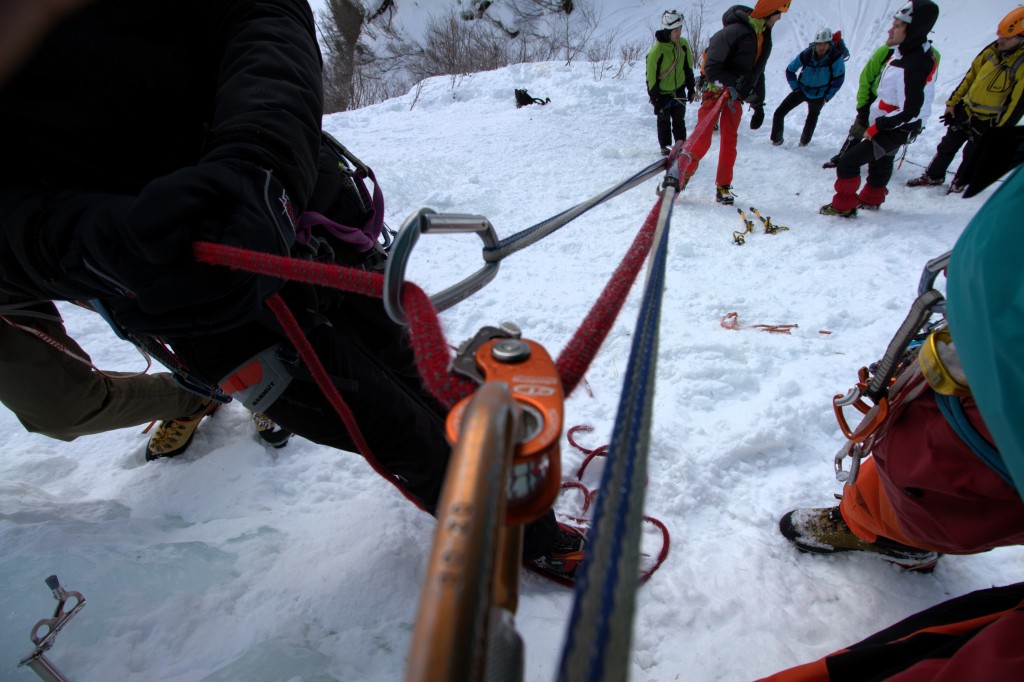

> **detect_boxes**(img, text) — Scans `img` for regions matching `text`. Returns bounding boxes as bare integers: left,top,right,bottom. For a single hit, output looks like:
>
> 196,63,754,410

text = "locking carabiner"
383,208,500,325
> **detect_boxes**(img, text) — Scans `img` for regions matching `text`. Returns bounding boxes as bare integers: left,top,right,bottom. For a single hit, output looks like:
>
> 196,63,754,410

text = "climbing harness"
833,251,950,483
0,313,153,379
18,575,84,682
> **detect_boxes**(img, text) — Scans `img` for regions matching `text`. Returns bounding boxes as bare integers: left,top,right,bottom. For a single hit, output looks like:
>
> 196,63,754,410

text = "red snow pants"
683,92,743,187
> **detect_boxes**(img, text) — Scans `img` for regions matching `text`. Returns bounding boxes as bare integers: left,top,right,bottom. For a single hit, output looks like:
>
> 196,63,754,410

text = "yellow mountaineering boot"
145,400,218,461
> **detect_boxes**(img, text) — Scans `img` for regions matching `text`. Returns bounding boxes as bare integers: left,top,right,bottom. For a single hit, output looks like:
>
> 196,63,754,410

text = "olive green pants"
0,298,207,441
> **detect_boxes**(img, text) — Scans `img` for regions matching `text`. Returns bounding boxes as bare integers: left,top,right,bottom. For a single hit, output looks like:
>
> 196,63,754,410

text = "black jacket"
0,0,324,336
703,5,773,106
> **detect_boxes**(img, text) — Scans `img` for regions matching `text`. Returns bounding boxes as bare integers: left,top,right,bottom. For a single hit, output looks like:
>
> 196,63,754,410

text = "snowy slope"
2,1,1022,681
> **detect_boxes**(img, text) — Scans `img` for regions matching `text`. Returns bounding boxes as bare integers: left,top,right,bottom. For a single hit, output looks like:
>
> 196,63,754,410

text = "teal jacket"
947,164,1024,499
646,29,695,96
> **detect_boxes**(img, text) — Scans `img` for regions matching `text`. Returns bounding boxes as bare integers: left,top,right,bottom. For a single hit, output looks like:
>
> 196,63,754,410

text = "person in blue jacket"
770,27,846,146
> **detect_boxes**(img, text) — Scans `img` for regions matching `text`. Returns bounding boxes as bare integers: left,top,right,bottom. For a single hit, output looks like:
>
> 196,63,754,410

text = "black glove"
687,85,697,103
855,105,870,128
939,112,954,127
749,104,765,130
648,89,660,106
75,158,296,336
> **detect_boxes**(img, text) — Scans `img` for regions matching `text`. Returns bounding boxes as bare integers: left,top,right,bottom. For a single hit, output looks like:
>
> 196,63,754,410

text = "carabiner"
918,250,951,312
833,392,888,443
834,441,865,484
383,208,500,325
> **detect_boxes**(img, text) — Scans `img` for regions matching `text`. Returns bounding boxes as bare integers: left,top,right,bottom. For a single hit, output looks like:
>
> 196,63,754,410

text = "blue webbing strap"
555,201,671,682
933,392,1013,486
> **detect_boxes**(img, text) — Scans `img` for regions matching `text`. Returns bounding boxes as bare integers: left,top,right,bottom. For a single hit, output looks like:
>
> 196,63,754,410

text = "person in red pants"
682,0,788,206
819,0,940,217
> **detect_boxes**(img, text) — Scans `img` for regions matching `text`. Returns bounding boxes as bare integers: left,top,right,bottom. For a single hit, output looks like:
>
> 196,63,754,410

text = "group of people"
644,1,1024,218
2,0,1024,678
641,1,1024,678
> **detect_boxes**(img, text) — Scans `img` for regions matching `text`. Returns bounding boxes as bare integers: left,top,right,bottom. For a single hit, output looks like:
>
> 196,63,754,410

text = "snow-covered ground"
2,1,1021,681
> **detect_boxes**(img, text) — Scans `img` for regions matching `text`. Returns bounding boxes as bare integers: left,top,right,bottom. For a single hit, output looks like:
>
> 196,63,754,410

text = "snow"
2,1,1023,681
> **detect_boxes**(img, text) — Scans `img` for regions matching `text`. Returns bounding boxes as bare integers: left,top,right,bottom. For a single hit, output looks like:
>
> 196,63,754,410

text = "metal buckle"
383,208,500,325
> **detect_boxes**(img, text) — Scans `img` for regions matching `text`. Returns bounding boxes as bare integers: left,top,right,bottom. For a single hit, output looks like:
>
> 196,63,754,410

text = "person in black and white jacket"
820,0,940,217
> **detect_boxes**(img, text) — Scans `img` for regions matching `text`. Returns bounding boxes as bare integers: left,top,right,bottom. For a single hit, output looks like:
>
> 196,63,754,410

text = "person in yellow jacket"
646,9,696,155
907,7,1024,193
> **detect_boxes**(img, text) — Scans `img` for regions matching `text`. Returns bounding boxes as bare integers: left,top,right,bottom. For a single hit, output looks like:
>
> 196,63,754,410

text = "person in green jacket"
646,9,696,156
823,42,942,169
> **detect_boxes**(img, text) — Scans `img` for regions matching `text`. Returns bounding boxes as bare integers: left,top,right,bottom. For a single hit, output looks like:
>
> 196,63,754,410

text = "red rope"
1,315,153,379
556,203,659,395
563,424,670,585
193,242,475,408
196,217,660,407
265,293,426,511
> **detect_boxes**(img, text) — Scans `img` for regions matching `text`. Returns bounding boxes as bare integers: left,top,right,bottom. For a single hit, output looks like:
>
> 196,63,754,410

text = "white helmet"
662,10,683,30
893,1,914,24
814,27,832,43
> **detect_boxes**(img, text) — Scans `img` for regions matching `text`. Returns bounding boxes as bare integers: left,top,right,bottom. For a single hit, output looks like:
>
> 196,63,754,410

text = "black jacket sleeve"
0,0,325,336
703,26,742,89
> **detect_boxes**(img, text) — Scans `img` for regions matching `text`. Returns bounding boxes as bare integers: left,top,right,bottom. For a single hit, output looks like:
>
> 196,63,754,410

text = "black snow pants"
770,90,825,146
924,124,972,183
656,98,687,148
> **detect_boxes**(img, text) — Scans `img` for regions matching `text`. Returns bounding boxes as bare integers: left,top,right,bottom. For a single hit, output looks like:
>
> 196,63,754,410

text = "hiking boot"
819,203,857,218
715,185,735,205
528,523,586,586
146,401,218,461
799,139,810,147
947,180,966,194
253,412,291,449
906,174,943,188
771,138,783,146
858,203,881,211
779,507,941,572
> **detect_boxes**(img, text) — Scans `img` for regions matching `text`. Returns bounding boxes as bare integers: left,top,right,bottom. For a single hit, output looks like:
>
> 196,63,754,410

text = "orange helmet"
998,7,1024,38
750,0,791,20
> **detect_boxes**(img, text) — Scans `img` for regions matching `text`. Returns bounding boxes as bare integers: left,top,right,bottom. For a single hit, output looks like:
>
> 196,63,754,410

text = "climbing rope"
561,425,670,585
